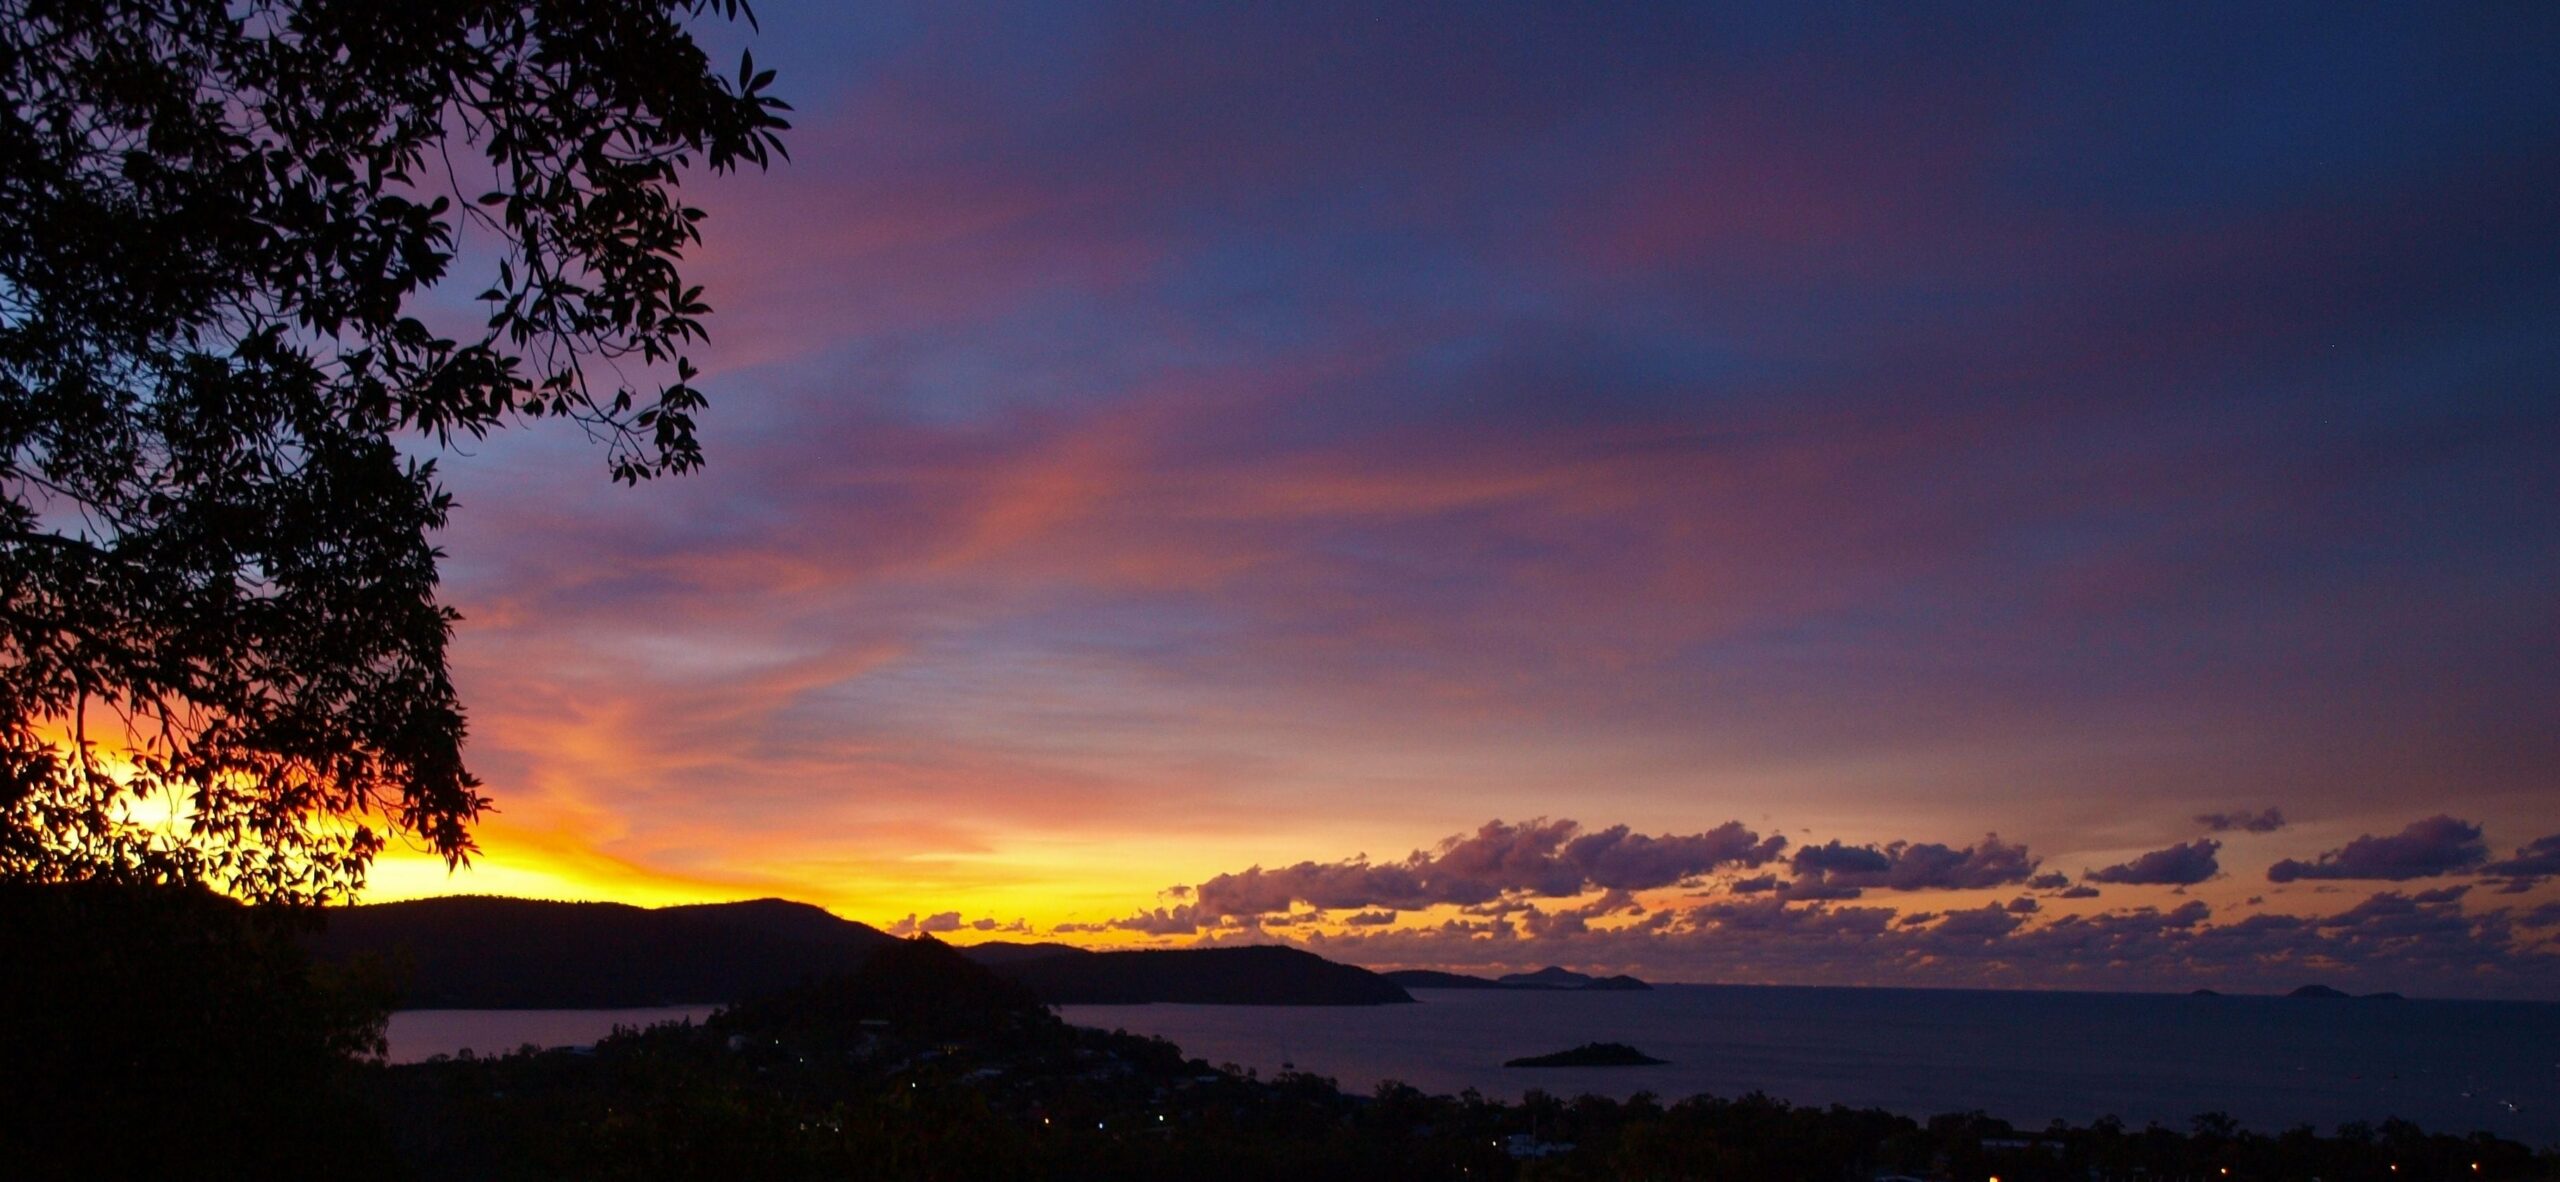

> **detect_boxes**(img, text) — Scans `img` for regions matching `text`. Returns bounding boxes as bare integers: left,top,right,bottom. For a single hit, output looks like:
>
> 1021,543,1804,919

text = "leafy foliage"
0,881,400,1179
0,0,787,900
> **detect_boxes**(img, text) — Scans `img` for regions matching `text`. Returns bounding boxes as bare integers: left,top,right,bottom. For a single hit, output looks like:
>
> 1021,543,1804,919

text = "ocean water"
1061,986,2560,1145
384,1006,716,1064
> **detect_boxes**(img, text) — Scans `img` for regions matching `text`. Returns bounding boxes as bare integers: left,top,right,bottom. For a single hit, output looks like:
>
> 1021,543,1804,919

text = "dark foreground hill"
314,896,899,1008
965,943,1415,1005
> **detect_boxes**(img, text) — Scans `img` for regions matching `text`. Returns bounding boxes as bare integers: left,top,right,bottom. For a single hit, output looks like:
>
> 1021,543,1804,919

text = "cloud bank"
1189,818,1785,918
2267,816,2488,883
1781,835,2040,899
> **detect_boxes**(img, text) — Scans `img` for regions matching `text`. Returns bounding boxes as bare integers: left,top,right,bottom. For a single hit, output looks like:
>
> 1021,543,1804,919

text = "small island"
1505,1042,1669,1068
2283,983,2406,1000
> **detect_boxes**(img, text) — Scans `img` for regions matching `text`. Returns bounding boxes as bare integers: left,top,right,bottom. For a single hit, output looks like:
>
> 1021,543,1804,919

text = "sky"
365,2,2560,998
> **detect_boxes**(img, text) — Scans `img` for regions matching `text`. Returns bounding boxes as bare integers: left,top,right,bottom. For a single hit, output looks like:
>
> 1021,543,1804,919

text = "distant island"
1505,1042,1669,1068
314,897,1411,1008
1383,964,1651,992
2184,984,2412,1000
959,943,1413,1006
2287,983,2404,1000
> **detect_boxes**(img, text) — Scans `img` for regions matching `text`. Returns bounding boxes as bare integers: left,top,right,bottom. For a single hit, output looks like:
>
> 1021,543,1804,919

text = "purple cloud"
2085,839,2222,886
1189,818,1785,918
1783,834,2040,898
2483,833,2560,878
2266,815,2489,882
2196,807,2287,833
887,910,965,936
1108,907,1203,935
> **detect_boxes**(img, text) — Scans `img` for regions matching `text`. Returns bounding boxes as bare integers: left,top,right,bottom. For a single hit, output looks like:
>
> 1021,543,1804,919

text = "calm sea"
384,987,2560,1145
1062,987,2560,1145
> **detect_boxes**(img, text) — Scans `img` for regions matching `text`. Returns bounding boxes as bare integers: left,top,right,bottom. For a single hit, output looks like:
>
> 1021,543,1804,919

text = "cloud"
2483,833,2560,878
1278,886,2556,998
1782,833,2039,898
2058,884,2100,899
1343,909,1398,926
1927,904,2028,944
2085,839,2221,886
2196,807,2287,833
1188,818,1784,917
887,910,966,936
1110,906,1203,935
2266,815,2488,882
2027,872,2070,890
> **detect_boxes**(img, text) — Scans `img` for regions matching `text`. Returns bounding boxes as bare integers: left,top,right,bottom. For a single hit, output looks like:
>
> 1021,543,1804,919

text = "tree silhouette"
0,0,786,901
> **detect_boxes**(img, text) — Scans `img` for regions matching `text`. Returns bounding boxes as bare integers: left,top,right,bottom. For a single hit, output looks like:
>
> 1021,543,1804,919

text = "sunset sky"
365,2,2560,997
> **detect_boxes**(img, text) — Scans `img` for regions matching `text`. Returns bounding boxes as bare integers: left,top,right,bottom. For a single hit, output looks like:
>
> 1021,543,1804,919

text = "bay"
1062,986,2560,1144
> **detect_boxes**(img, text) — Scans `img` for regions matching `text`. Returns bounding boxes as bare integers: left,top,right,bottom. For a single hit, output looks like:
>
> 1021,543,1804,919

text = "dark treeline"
7,884,2554,1181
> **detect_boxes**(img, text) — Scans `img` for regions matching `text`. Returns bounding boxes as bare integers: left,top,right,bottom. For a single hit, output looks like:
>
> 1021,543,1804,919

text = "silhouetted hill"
959,941,1094,967
721,935,1053,1044
1505,1042,1669,1067
1382,969,1512,989
1386,966,1653,991
2287,983,2351,999
1582,974,1651,991
998,945,1414,1005
313,896,897,1008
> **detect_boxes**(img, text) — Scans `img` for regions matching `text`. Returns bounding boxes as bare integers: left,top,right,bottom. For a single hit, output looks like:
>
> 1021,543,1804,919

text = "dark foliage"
0,0,787,902
0,880,396,1179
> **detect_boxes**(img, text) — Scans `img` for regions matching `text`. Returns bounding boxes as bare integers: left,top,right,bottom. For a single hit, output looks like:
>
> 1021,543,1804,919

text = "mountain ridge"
315,898,1412,1008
